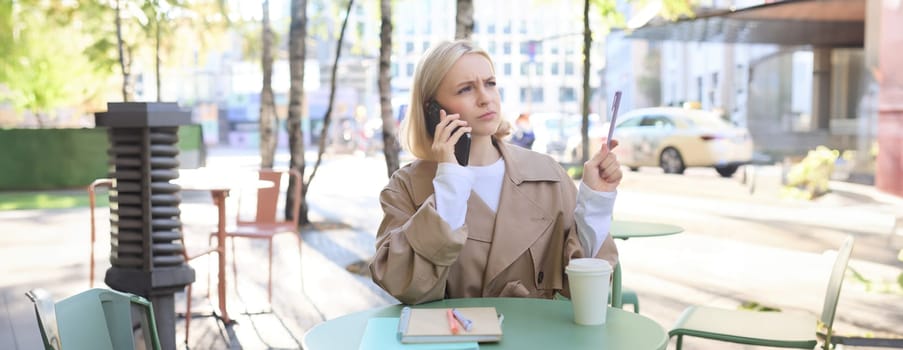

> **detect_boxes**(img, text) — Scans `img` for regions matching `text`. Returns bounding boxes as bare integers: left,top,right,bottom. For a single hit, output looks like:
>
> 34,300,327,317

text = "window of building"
520,62,530,76
536,63,544,76
487,24,495,34
504,20,512,34
565,62,575,75
551,62,559,75
559,87,576,102
406,63,414,76
520,87,544,103
503,42,511,54
488,41,497,54
391,63,398,77
406,42,414,54
504,63,512,76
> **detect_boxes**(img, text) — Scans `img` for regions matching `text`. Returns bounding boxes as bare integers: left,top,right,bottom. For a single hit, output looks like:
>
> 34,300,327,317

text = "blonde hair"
401,40,510,161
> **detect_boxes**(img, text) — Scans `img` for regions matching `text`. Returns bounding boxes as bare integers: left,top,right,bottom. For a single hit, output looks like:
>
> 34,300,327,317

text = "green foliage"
659,0,696,20
0,191,108,211
847,265,903,295
0,1,105,120
898,250,903,290
739,301,781,312
590,0,626,30
566,165,583,179
782,146,839,200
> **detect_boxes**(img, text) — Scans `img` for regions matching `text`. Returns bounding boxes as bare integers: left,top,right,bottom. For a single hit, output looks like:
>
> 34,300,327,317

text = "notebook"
359,317,479,350
397,307,503,344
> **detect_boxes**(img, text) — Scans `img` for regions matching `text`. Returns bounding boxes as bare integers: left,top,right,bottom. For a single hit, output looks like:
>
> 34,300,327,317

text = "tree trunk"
581,0,591,164
379,0,400,177
155,16,162,102
455,0,474,40
259,0,277,168
307,0,354,187
115,0,133,102
286,0,309,225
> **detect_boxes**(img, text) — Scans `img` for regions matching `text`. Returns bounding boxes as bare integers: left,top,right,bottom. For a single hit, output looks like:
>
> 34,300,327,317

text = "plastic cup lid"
565,258,613,274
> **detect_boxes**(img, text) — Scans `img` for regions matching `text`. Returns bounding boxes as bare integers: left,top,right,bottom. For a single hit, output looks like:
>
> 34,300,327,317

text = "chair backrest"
237,169,302,228
28,288,161,350
819,235,855,345
26,289,62,350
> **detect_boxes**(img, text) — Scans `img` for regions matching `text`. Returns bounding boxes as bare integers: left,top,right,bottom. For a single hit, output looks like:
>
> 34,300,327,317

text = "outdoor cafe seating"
669,235,854,349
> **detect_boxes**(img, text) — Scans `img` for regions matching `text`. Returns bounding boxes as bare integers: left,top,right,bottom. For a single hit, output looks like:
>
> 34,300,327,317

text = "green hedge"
0,125,202,190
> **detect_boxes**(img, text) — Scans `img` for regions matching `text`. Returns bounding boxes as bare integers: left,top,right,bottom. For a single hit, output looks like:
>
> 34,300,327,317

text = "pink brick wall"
877,3,903,197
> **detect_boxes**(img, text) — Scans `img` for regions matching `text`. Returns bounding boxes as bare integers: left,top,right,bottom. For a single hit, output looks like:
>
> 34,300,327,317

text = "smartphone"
607,91,622,149
425,100,471,166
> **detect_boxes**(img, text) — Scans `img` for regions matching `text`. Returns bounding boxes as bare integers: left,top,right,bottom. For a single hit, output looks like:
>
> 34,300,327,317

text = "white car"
527,112,581,159
565,107,754,177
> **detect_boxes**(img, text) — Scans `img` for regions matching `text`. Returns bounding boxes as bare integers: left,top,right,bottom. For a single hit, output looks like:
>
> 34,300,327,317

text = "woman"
370,40,621,305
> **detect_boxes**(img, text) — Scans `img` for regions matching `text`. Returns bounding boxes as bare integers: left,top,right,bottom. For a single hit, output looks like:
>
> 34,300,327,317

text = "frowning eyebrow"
454,76,496,88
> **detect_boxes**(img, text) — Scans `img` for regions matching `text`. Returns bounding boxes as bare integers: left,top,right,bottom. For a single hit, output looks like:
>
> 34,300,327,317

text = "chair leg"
207,234,214,298
675,335,683,350
231,237,239,294
267,239,273,304
185,284,193,345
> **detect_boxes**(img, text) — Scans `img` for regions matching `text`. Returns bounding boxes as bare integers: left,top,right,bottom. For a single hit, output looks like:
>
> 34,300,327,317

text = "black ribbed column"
95,102,195,350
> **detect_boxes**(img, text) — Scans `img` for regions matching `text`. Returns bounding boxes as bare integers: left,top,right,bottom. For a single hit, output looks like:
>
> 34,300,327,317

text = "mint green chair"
25,289,62,350
669,235,854,350
26,288,161,350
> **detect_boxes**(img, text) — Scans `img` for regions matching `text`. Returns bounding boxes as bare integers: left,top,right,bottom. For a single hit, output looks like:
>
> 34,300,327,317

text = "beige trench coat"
370,141,618,305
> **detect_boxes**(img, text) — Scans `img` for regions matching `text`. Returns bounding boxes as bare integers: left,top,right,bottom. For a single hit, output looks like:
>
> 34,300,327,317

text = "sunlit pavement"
1,146,900,349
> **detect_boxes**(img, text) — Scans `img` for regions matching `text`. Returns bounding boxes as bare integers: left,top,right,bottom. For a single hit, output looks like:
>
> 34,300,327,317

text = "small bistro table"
609,220,684,308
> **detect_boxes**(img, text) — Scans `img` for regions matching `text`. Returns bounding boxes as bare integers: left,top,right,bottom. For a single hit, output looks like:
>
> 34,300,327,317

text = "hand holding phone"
606,91,622,150
425,100,471,166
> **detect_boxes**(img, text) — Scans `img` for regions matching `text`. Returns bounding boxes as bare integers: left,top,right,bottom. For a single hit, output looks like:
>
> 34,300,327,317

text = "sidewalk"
2,147,901,349
0,151,397,350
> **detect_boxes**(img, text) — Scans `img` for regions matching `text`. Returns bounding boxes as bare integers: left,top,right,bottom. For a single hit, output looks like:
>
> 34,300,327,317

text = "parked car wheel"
715,164,739,178
660,147,686,174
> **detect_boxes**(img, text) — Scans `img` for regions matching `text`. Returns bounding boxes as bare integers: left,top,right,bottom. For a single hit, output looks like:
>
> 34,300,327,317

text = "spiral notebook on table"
397,307,503,344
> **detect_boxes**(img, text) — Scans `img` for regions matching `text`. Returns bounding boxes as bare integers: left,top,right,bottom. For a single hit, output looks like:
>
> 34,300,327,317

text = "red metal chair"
215,169,303,304
88,178,114,288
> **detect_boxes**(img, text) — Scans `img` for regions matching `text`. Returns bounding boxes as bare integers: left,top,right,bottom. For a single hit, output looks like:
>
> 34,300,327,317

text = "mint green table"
610,220,684,308
302,297,667,350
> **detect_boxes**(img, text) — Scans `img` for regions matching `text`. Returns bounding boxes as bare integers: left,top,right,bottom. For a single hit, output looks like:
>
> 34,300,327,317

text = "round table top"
302,297,668,350
611,220,684,239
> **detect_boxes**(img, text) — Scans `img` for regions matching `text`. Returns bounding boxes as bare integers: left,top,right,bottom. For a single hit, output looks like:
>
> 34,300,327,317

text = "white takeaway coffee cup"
565,258,613,325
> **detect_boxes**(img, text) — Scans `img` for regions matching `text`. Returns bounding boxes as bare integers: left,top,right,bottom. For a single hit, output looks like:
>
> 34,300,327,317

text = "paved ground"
2,146,901,349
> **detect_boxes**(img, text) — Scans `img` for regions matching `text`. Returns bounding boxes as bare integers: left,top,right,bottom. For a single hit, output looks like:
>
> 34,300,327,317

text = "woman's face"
433,53,501,137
